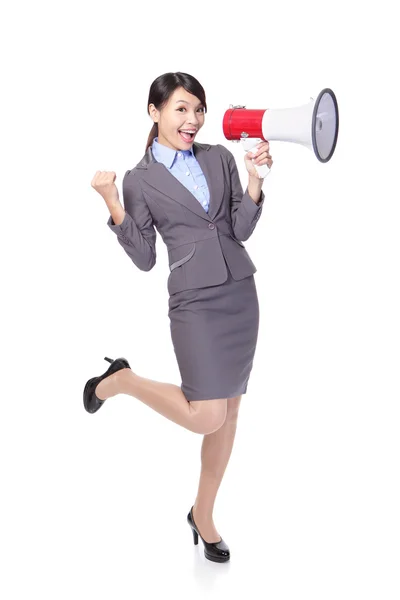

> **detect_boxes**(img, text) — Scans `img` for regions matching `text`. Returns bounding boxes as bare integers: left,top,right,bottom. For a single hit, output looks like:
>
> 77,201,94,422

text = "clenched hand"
91,171,119,205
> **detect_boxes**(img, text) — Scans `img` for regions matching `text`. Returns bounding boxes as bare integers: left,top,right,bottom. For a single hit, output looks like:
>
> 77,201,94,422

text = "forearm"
228,159,266,241
105,197,126,226
247,175,264,204
106,174,157,272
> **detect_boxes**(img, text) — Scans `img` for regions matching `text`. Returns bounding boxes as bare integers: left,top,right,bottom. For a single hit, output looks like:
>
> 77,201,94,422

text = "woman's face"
149,86,205,151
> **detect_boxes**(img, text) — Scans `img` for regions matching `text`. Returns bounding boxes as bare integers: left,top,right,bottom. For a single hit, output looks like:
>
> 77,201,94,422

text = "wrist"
103,194,121,208
248,173,264,184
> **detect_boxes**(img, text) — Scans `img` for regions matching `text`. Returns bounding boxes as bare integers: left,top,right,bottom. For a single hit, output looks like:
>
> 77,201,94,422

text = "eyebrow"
175,100,203,107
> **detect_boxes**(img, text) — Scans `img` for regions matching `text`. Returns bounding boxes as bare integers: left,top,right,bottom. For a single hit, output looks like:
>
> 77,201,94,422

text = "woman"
84,72,273,563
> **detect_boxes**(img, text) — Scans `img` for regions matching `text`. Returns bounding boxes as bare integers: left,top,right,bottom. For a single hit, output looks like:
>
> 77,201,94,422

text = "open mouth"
178,130,196,142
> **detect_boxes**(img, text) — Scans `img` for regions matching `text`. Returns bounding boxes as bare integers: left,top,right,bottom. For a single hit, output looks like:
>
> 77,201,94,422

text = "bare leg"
192,395,242,542
95,368,228,435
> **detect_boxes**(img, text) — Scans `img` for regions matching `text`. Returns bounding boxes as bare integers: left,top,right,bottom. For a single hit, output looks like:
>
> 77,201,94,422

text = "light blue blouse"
151,136,210,213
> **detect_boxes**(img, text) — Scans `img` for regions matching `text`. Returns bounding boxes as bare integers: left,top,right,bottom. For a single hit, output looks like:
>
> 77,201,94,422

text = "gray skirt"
168,261,260,401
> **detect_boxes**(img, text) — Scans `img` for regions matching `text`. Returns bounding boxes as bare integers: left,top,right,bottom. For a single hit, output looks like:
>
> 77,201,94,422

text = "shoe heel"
104,356,114,364
191,527,199,545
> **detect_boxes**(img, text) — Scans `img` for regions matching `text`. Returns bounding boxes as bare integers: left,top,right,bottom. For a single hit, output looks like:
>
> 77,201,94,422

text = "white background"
1,0,399,598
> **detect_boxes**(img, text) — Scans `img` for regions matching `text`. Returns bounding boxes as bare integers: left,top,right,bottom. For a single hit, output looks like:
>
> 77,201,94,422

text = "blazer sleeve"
107,169,157,271
218,144,265,242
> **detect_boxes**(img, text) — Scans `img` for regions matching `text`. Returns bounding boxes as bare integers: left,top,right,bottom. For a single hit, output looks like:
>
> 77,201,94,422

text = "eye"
177,107,205,113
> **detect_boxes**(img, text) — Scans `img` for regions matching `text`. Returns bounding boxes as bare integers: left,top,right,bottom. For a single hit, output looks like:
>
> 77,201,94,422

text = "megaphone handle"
240,138,270,179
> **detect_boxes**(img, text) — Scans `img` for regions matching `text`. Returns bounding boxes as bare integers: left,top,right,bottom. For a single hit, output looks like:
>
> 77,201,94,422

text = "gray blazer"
107,142,265,295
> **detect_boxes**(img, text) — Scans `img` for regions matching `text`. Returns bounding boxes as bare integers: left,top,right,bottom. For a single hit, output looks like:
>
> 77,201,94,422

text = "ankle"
193,503,214,523
117,367,135,394
95,368,126,400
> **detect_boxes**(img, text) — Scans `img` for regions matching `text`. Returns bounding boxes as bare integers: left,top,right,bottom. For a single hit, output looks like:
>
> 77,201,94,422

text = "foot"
192,505,222,544
94,368,130,401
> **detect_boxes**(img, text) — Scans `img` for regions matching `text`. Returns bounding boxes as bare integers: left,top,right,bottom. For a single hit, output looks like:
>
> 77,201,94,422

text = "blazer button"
208,223,215,229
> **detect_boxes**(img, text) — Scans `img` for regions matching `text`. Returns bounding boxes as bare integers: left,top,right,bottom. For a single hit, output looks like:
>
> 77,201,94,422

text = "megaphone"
222,87,339,179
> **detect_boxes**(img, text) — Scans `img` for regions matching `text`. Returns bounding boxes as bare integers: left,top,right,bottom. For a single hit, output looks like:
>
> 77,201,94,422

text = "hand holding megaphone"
243,138,273,179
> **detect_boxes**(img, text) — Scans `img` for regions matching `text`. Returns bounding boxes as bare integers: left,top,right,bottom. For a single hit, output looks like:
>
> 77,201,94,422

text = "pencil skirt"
167,264,260,401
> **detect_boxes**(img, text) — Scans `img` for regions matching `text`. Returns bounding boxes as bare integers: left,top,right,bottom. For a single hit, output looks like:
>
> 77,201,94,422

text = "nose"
187,112,201,127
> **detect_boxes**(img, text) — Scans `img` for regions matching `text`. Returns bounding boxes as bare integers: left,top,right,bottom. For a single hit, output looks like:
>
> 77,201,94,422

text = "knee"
189,399,228,434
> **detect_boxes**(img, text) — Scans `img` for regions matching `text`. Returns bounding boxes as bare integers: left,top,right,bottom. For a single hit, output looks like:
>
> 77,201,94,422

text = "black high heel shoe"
83,356,131,414
187,506,230,563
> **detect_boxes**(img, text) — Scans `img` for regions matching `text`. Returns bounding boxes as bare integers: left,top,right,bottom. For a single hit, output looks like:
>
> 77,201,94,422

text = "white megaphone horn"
222,87,339,179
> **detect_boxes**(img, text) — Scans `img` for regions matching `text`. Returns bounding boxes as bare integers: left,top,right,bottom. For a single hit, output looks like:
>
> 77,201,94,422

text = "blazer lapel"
136,142,224,222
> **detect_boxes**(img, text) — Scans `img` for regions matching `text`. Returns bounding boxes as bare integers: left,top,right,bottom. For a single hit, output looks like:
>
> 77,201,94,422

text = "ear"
148,104,158,120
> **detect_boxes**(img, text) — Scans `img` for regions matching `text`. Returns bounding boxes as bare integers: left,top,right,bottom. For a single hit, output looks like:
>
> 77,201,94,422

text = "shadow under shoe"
187,505,230,562
83,356,130,414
